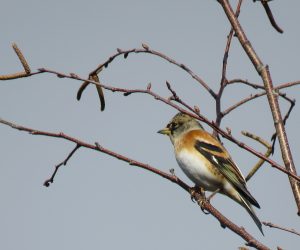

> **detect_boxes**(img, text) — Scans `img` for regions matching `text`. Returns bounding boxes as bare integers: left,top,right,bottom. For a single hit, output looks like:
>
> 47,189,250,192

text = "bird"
158,112,263,234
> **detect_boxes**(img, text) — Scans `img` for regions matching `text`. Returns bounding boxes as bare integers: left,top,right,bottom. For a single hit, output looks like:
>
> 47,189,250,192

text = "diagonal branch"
2,69,300,184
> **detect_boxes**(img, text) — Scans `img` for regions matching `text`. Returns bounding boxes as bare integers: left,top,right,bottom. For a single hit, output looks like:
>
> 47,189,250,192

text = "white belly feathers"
175,148,221,191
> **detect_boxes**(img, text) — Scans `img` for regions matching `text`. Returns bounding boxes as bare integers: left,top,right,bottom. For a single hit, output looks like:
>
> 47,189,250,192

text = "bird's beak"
157,127,171,135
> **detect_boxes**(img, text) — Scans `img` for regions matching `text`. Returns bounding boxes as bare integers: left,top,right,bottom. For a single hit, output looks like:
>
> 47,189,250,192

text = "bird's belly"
175,149,222,191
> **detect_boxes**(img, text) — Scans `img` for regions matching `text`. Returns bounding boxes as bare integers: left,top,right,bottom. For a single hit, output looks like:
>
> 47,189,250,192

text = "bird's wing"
193,134,260,208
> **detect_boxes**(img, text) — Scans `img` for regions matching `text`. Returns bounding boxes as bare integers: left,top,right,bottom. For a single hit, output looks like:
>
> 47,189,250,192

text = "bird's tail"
240,195,264,235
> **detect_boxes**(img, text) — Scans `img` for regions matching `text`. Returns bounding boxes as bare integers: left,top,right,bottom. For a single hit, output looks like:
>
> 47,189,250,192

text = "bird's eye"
168,122,178,130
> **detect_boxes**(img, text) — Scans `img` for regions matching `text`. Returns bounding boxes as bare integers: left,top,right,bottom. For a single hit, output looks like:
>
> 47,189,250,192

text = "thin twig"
260,0,284,33
271,93,296,154
263,222,300,237
242,131,272,181
215,0,243,132
76,45,216,99
44,144,81,187
166,81,200,115
227,78,264,90
222,87,296,117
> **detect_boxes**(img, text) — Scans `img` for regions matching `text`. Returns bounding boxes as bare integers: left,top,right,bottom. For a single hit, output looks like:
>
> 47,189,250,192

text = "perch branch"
0,117,270,250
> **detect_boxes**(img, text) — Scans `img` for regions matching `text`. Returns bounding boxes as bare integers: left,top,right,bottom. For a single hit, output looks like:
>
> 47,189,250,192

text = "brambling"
158,112,263,234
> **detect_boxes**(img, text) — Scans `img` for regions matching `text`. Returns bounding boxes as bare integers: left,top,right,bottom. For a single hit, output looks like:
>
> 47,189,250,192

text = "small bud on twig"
226,127,232,135
147,82,152,90
142,43,149,50
70,73,79,78
194,106,200,114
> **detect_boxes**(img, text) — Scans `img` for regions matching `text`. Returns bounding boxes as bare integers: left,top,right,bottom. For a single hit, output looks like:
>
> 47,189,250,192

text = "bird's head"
158,112,203,143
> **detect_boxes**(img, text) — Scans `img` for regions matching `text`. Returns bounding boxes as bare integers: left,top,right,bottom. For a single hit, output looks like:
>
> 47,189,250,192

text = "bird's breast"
175,148,223,191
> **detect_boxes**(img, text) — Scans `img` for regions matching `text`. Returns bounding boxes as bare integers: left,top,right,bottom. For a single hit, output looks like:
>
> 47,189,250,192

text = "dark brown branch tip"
123,92,132,96
43,180,52,187
165,81,171,89
57,73,65,78
38,68,46,72
180,64,187,70
220,223,226,229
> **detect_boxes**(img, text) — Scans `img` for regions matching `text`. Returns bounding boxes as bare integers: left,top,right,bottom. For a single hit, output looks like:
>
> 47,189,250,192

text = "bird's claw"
189,186,210,214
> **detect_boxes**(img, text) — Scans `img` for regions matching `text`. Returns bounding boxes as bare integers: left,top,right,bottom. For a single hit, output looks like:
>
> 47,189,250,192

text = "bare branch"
222,91,266,116
215,0,243,132
218,0,300,213
76,45,216,99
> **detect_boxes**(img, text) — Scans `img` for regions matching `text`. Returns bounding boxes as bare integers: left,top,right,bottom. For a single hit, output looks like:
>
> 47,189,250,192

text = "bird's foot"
189,186,204,202
189,186,209,214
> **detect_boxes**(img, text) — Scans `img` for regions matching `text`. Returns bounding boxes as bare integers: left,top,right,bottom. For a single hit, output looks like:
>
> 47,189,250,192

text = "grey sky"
1,1,300,249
